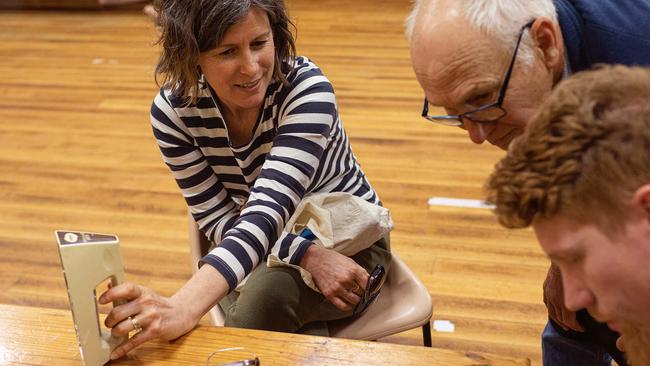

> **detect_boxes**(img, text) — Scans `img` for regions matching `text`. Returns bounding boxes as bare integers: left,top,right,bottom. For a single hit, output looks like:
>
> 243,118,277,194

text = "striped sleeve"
270,231,314,265
150,91,239,243
202,66,337,290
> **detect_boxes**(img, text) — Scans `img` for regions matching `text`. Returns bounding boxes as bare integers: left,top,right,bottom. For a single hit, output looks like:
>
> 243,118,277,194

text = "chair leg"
422,321,432,347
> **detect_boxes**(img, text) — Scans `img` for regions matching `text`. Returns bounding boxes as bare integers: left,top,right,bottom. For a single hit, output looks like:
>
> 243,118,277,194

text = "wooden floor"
0,1,549,365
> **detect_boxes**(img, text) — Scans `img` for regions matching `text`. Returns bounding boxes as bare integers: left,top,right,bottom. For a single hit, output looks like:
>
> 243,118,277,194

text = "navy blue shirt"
555,0,650,72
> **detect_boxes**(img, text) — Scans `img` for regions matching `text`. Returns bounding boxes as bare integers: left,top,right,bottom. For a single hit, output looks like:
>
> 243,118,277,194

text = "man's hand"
299,245,369,311
544,263,584,332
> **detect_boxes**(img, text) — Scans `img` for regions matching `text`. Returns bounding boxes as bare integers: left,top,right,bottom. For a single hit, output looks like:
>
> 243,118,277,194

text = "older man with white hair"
407,0,650,365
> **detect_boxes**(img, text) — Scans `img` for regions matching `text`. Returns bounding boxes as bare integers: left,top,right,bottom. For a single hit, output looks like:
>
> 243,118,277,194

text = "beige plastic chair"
188,213,433,346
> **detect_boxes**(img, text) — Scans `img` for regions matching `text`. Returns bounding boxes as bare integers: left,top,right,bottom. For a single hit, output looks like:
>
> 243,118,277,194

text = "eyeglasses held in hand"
353,264,386,316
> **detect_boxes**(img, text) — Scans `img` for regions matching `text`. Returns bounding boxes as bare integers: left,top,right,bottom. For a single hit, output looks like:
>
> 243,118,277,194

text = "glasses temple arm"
497,21,535,105
422,98,429,117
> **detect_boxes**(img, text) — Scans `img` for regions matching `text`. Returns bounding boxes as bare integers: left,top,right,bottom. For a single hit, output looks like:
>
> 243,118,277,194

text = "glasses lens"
367,266,385,294
353,265,385,316
354,291,380,316
365,292,380,307
464,106,506,122
424,116,463,127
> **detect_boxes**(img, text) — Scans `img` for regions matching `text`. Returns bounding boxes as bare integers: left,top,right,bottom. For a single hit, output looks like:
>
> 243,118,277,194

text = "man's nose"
462,120,496,144
562,273,595,312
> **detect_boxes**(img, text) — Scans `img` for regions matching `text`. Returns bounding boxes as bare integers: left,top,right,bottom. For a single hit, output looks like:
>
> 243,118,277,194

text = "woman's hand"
299,245,369,311
99,283,199,360
99,264,230,360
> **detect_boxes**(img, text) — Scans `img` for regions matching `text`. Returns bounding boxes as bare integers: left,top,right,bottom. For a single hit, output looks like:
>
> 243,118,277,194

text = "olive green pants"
218,235,391,336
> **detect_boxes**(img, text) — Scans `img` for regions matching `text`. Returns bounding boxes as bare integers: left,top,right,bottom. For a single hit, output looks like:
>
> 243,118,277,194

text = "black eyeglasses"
353,264,386,316
421,20,535,127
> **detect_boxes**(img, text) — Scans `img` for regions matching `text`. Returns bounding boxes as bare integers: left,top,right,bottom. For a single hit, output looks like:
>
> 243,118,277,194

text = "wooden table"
0,304,530,365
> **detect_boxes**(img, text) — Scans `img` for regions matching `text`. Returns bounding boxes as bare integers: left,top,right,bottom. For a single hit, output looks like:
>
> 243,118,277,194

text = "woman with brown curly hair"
99,0,391,359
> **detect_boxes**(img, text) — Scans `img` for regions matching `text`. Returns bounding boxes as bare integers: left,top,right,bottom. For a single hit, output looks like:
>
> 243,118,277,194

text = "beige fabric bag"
267,192,393,293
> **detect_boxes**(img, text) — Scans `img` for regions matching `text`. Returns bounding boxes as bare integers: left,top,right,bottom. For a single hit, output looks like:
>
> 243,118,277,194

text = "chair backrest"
187,213,433,340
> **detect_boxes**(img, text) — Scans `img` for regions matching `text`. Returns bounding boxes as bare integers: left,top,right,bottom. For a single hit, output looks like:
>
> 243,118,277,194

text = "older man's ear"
633,184,650,220
530,17,564,76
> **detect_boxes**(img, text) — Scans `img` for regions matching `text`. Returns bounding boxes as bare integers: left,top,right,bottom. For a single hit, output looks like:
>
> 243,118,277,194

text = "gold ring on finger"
130,316,143,333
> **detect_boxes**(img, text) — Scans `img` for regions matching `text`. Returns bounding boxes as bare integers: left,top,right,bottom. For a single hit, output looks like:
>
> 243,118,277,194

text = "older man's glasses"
421,20,535,127
353,264,386,316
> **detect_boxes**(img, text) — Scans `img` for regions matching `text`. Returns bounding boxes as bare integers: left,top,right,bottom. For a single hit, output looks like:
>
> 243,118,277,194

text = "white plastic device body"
55,230,127,366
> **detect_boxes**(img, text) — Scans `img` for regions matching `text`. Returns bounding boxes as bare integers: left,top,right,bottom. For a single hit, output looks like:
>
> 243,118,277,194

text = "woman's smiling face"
198,7,275,119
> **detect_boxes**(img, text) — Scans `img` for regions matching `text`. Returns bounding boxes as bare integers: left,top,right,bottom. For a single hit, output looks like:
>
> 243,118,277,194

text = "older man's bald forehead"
411,13,504,81
410,13,509,109
413,46,503,109
414,45,482,89
411,0,462,38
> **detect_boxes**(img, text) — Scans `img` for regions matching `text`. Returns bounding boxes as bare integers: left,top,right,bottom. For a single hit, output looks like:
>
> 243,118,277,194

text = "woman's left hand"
99,282,199,360
299,245,369,311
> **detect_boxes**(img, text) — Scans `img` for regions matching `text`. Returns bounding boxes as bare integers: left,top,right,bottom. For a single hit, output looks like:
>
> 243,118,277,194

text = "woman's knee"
224,267,306,331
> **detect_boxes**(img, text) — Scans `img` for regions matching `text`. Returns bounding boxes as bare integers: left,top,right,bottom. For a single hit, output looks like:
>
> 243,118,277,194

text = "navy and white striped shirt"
151,57,380,291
